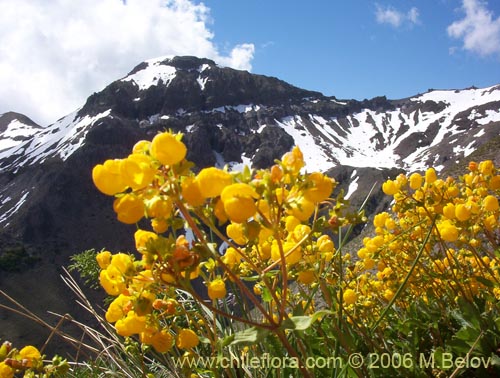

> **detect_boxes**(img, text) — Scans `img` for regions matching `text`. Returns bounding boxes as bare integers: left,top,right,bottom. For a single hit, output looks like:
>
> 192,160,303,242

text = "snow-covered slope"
0,110,113,172
272,85,500,173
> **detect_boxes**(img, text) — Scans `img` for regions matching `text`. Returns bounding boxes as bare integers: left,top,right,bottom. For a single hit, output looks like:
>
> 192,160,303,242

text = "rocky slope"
1,56,499,352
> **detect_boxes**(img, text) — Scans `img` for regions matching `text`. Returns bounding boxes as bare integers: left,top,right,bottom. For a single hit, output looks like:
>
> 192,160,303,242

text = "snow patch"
345,175,359,200
0,120,40,151
0,191,29,225
213,150,253,171
331,99,347,105
476,110,500,125
276,116,335,172
197,76,209,91
122,61,177,90
474,128,485,138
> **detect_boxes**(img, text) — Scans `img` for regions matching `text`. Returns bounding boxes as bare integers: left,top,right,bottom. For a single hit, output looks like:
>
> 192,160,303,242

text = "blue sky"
1,0,499,124
202,0,500,100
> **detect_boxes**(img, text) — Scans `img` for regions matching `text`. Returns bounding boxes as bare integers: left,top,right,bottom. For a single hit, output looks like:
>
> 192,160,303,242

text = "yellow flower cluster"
343,160,500,324
0,341,68,377
90,128,500,377
92,131,340,349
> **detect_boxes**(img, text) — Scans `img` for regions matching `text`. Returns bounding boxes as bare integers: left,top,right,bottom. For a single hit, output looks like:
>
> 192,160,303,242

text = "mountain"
0,112,42,153
1,55,499,352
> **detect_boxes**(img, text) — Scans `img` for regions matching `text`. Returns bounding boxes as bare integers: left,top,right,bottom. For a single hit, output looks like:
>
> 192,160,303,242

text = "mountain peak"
80,55,322,120
0,112,42,152
0,112,41,132
127,55,216,76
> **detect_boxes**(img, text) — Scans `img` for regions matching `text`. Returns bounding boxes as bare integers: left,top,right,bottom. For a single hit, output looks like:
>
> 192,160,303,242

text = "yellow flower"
100,268,125,296
145,196,173,219
291,224,311,242
275,187,288,204
409,173,423,190
316,234,334,253
222,247,241,267
282,146,304,173
425,167,437,184
270,164,283,182
382,180,399,195
383,289,395,301
253,284,262,295
0,362,13,378
196,167,232,198
271,240,302,265
288,196,315,221
113,194,145,224
207,278,227,300
484,214,497,231
304,172,335,203
447,185,459,197
115,311,147,337
151,330,173,353
150,132,186,166
357,248,369,260
181,177,205,207
455,204,471,221
285,216,301,232
364,258,375,270
120,154,155,190
151,218,168,233
132,139,151,154
134,229,158,253
297,270,315,285
19,345,41,367
110,253,134,273
221,183,259,223
479,160,494,175
226,223,247,245
385,218,396,230
214,198,228,223
92,159,127,195
483,195,499,212
96,250,112,269
343,289,357,305
437,221,459,242
176,329,199,349
106,294,132,323
442,203,456,219
490,175,500,190
373,212,390,228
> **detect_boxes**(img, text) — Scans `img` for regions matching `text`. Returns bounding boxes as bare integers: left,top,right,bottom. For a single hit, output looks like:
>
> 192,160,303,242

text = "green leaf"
218,334,235,348
230,327,270,345
454,326,480,343
281,310,334,331
261,286,273,302
475,276,494,288
490,354,500,366
199,336,211,344
452,298,481,328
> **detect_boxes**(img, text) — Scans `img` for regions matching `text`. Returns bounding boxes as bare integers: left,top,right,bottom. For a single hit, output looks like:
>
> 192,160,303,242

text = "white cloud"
0,0,255,125
218,44,255,72
447,0,500,57
375,4,420,28
407,7,420,24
